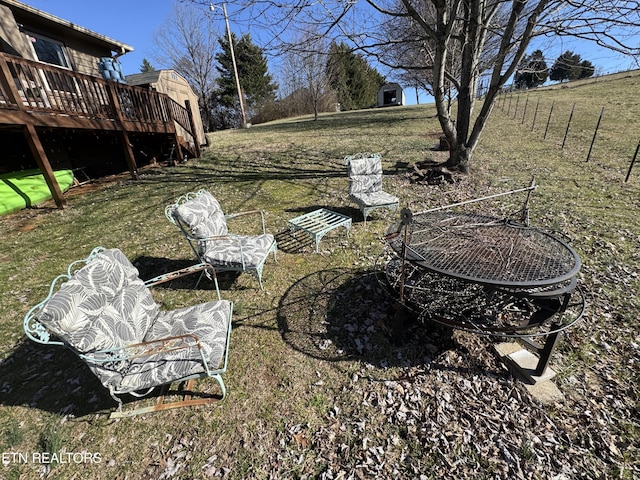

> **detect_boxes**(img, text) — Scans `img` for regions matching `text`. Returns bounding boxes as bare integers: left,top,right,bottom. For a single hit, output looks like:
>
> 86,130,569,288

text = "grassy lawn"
0,72,638,479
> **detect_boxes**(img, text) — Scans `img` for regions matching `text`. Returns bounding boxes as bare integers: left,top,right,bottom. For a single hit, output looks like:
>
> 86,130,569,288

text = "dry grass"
0,73,639,479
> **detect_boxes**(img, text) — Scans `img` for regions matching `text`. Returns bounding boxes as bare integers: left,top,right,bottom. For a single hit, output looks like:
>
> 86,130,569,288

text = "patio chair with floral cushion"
165,189,277,289
344,153,399,226
23,247,233,418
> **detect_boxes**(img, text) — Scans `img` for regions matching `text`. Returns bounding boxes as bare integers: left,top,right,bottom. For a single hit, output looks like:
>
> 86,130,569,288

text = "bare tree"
281,31,334,120
193,0,640,172
380,6,460,113
152,1,220,131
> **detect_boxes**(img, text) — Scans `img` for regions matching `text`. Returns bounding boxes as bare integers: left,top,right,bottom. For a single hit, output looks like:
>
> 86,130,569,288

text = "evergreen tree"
326,42,385,110
140,58,156,73
215,32,277,122
326,42,350,109
550,51,578,82
579,60,595,79
550,51,594,82
514,50,548,89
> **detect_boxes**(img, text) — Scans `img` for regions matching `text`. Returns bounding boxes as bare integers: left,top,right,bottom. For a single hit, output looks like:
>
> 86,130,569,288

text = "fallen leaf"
292,431,310,449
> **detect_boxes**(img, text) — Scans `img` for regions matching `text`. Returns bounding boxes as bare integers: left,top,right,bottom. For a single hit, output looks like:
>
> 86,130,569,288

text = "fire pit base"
376,248,586,377
495,342,557,384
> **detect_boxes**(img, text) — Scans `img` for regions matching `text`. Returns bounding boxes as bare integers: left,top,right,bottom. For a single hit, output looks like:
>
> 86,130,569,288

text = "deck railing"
0,52,202,209
0,52,197,148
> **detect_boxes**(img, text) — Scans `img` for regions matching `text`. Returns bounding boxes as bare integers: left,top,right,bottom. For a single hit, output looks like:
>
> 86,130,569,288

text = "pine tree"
514,50,548,89
215,33,277,111
140,58,156,73
550,51,594,82
326,42,385,110
579,60,595,79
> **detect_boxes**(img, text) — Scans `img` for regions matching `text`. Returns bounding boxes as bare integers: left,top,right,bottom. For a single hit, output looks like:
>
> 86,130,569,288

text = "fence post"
521,95,529,124
531,98,540,131
543,101,555,140
586,107,604,162
507,91,513,115
625,141,640,182
561,102,576,150
513,95,520,119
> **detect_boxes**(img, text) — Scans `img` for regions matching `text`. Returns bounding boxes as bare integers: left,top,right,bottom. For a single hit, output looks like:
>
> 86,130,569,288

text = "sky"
24,0,179,75
21,0,640,106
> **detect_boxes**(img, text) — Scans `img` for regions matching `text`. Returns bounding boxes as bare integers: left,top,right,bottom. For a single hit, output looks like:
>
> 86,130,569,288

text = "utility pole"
210,2,247,127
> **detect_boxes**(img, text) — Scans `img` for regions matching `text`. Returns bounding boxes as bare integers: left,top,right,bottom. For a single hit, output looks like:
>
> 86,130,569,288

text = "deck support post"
118,130,139,180
184,100,201,158
23,124,66,209
173,133,184,163
106,83,139,180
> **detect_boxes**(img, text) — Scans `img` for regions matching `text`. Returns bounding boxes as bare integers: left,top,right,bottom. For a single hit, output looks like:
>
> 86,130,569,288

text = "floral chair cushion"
37,249,158,354
348,156,384,195
101,300,233,393
202,234,276,269
174,190,228,239
352,190,400,208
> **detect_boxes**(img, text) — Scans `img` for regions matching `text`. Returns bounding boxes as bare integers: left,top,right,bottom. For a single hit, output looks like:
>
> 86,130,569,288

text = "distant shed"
377,83,405,107
126,70,206,148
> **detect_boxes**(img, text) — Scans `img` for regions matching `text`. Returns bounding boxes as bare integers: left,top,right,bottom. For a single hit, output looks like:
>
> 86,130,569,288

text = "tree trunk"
445,143,470,174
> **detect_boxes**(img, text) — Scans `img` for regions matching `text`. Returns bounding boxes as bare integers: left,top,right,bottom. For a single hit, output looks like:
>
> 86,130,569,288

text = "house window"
28,34,70,68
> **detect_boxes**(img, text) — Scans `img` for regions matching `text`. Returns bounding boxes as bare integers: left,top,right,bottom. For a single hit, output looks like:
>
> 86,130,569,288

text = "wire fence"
492,71,640,182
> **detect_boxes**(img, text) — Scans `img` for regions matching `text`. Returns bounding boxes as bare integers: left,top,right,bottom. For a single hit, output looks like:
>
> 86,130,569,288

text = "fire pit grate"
386,211,581,288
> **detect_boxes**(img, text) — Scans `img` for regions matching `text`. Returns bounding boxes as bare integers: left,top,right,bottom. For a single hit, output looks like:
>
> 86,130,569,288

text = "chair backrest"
25,247,159,354
167,190,228,239
345,153,384,195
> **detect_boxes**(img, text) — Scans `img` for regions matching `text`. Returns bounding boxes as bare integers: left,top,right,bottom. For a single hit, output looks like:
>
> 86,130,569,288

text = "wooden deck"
0,52,200,209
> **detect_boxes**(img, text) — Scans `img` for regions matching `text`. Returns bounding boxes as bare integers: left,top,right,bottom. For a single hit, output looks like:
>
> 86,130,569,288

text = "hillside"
0,71,638,479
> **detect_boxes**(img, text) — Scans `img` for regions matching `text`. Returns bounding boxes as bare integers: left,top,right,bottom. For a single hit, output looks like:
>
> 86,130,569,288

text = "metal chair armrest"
186,233,235,242
144,262,216,287
81,334,213,371
225,210,267,234
144,262,221,300
225,210,263,219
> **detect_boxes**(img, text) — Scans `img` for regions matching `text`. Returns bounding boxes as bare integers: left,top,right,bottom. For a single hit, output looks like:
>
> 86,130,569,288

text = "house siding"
20,24,114,77
0,1,131,78
62,39,112,77
0,5,34,58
